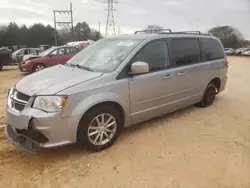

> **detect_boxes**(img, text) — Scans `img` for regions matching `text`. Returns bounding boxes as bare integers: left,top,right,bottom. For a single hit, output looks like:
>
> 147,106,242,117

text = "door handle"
177,72,185,76
164,74,173,79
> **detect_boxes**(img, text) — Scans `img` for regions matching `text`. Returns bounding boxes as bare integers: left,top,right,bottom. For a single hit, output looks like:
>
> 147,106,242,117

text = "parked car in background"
242,50,250,56
19,46,79,73
5,31,228,154
65,40,94,50
235,48,250,56
0,45,27,53
12,48,39,64
224,48,235,56
0,48,12,71
39,44,51,53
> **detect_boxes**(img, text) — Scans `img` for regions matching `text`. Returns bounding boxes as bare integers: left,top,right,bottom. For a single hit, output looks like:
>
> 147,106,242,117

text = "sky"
0,0,250,39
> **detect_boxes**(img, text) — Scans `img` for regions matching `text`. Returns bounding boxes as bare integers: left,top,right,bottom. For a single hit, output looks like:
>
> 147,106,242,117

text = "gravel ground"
0,57,250,188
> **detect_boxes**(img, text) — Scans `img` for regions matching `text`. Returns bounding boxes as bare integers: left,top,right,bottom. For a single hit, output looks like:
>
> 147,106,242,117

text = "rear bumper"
220,76,227,92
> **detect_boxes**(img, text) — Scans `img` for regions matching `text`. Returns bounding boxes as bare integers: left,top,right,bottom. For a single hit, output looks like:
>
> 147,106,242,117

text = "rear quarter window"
199,38,224,61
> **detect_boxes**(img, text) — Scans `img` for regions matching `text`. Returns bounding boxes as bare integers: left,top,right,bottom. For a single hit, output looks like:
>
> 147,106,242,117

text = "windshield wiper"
70,64,94,72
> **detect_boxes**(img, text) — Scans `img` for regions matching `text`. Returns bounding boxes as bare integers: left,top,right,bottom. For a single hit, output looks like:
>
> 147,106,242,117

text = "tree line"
0,22,249,49
0,22,103,48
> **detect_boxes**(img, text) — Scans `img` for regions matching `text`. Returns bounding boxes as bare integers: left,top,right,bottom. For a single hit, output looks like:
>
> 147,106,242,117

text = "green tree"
74,22,91,40
208,26,247,48
144,25,164,33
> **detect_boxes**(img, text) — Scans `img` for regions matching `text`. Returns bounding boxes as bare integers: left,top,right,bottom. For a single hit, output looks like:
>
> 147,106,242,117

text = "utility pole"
70,3,74,40
53,10,57,46
103,0,118,37
53,2,74,46
98,21,101,33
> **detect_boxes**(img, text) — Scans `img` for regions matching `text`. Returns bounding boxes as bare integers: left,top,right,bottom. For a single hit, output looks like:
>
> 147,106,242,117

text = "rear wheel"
0,64,3,71
77,105,123,151
33,63,45,72
198,83,217,107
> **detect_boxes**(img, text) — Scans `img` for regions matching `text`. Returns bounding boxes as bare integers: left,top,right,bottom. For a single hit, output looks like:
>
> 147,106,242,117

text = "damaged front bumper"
5,125,44,154
5,106,79,155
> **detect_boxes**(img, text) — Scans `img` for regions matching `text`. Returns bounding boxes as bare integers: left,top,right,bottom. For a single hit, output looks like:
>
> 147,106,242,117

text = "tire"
77,105,123,151
0,65,2,71
198,83,217,108
33,63,45,72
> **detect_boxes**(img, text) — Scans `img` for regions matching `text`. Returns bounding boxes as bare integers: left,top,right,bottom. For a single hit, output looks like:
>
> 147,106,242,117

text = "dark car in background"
39,44,51,53
19,46,80,73
0,48,12,71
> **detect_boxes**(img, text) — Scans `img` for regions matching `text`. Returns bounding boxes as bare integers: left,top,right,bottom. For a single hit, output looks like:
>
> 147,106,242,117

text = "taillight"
226,58,229,68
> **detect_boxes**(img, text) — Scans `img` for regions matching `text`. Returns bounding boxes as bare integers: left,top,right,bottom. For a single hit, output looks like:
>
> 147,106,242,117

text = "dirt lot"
0,57,250,188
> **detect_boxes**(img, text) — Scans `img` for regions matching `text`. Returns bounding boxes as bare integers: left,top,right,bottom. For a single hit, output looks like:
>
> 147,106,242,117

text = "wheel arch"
209,77,221,93
76,100,126,142
32,62,46,72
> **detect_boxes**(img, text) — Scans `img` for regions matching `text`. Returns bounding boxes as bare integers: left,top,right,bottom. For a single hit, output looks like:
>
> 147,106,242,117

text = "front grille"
13,101,25,111
8,89,30,112
16,91,30,102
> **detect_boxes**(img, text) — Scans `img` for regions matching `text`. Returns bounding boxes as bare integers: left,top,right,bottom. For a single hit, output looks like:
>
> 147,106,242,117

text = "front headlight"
33,96,68,112
25,60,31,64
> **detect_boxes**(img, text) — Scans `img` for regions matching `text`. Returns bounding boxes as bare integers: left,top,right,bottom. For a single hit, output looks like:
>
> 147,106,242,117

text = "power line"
53,2,74,46
103,0,118,37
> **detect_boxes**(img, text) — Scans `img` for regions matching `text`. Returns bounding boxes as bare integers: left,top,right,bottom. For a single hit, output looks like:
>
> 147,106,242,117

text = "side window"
132,40,168,72
170,38,201,66
199,38,224,61
24,49,28,55
66,48,79,55
51,49,58,56
51,48,65,56
30,49,37,54
58,48,65,55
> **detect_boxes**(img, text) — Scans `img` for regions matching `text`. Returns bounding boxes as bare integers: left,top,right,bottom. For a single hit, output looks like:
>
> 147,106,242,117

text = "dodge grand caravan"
5,30,228,154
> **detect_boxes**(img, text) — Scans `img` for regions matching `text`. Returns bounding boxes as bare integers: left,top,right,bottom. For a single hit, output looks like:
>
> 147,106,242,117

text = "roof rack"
134,29,172,34
134,29,207,35
170,31,201,34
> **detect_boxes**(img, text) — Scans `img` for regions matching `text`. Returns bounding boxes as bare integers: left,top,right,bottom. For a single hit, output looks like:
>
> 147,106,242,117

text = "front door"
129,40,180,124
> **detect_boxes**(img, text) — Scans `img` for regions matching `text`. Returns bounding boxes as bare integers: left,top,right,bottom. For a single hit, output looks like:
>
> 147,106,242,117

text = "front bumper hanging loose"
5,125,41,155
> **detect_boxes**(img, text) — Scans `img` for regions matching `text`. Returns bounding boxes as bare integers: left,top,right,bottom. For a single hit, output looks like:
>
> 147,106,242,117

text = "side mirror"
48,54,53,58
130,61,149,75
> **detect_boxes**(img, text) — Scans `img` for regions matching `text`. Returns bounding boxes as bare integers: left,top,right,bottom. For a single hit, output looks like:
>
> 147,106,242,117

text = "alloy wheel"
87,113,117,146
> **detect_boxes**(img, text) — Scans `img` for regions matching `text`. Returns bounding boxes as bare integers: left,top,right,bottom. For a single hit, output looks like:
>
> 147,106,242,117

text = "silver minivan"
5,31,228,154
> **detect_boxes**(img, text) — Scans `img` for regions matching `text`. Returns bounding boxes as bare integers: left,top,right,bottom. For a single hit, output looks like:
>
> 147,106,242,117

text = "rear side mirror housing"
129,61,149,75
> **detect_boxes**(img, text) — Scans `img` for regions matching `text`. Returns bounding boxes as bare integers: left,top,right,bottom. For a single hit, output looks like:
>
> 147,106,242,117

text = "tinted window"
170,38,201,66
133,40,168,72
199,38,224,61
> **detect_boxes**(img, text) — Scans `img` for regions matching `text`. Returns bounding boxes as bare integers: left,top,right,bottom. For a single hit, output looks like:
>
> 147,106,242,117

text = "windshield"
67,38,142,73
12,49,22,55
39,48,55,56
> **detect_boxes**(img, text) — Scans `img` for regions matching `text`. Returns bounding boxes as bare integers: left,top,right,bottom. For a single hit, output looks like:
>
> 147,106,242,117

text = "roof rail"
134,29,172,34
170,31,201,34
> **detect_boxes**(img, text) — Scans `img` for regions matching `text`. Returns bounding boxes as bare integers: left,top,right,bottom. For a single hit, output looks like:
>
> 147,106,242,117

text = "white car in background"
65,40,94,50
242,50,250,56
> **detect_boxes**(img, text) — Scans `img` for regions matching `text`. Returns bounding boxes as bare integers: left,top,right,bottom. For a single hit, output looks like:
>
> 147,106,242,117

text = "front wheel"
77,106,123,151
33,63,45,72
198,83,217,108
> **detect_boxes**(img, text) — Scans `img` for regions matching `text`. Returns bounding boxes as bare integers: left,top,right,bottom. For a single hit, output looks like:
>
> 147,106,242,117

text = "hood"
23,54,40,61
16,65,103,96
